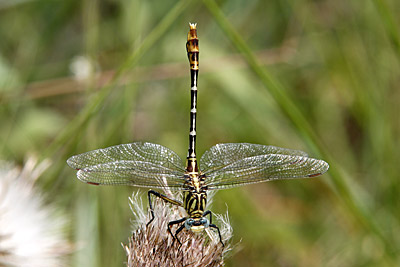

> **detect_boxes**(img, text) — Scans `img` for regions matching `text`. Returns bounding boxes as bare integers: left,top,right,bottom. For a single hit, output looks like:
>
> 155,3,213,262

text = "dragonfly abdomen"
186,23,199,159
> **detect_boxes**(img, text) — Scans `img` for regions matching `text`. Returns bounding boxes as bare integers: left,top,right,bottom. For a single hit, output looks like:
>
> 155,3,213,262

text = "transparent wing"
200,143,328,190
67,142,186,189
200,143,309,172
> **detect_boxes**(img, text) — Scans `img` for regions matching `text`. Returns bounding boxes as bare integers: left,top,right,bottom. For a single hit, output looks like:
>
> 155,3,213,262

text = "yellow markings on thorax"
192,176,201,191
183,157,207,219
184,191,206,218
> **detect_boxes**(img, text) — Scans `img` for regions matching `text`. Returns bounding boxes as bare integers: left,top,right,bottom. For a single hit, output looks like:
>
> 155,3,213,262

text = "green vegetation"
1,0,399,266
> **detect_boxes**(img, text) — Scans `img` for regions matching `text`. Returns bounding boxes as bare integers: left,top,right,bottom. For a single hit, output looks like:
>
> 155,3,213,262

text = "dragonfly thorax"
183,177,207,219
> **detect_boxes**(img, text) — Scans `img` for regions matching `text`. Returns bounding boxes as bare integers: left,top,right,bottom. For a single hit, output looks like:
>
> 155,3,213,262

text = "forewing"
67,142,186,189
200,143,328,190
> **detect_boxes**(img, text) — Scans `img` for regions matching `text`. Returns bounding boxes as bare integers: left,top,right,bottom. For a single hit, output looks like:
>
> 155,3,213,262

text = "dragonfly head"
184,217,209,233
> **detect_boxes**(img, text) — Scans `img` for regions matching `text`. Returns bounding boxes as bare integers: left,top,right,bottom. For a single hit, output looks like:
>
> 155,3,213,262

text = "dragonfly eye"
184,218,195,230
199,217,209,228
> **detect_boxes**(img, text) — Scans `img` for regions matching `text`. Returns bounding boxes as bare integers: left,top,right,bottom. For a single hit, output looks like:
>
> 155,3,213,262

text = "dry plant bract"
123,191,233,267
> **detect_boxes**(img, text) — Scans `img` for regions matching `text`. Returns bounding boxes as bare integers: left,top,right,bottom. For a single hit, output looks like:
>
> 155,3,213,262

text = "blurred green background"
1,0,400,266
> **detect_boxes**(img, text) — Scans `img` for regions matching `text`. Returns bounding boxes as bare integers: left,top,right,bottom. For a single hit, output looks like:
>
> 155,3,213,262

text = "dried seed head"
0,158,71,267
123,191,233,267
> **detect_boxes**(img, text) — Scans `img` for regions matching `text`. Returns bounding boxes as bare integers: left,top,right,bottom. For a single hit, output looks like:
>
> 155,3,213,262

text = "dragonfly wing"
200,143,309,172
76,160,185,188
200,143,328,190
67,142,186,189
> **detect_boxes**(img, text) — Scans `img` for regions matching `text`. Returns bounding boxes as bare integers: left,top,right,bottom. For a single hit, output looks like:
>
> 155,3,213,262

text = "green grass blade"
203,0,397,261
372,0,400,63
41,0,193,161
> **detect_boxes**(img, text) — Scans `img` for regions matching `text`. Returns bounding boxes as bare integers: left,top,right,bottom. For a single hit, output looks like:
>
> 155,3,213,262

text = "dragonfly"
67,23,329,247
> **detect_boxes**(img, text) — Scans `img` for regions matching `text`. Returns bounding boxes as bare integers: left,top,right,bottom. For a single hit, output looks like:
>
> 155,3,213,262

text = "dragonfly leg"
168,217,186,246
209,223,224,247
202,210,213,224
203,210,224,247
147,190,183,226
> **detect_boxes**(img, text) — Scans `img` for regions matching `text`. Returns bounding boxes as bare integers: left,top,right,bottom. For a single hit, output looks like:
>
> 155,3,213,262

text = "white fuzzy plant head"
123,188,233,267
0,158,71,267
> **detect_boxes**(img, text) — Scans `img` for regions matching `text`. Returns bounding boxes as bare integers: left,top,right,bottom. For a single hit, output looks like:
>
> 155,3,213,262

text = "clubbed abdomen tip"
189,22,197,30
